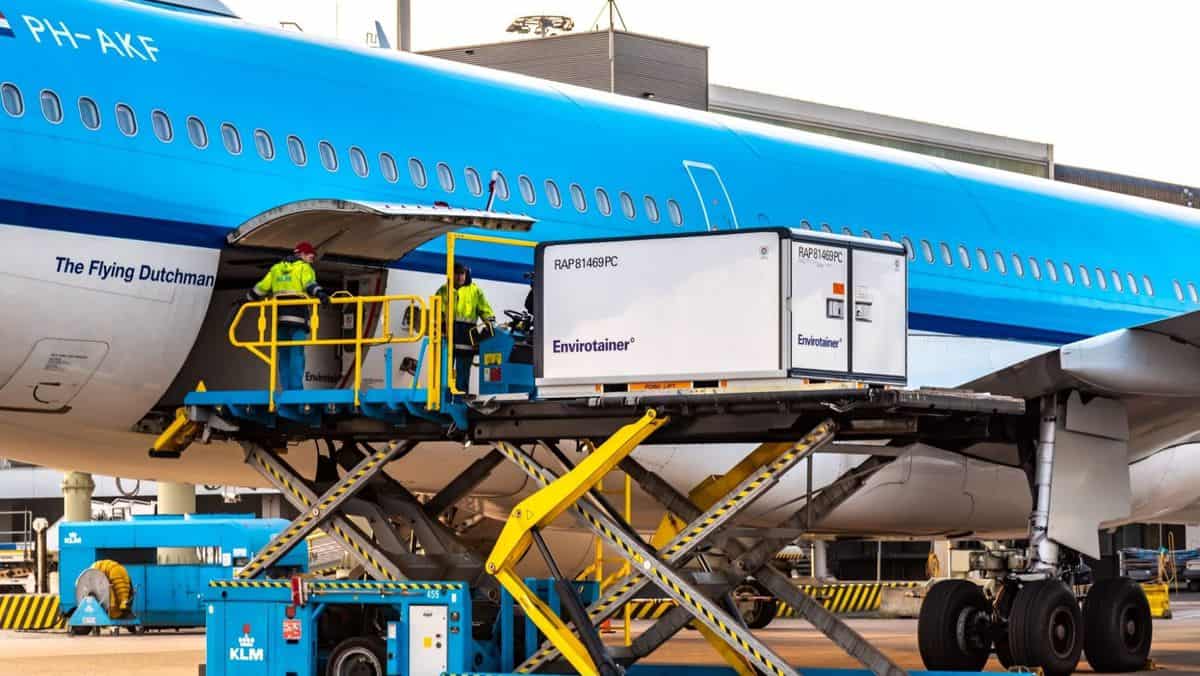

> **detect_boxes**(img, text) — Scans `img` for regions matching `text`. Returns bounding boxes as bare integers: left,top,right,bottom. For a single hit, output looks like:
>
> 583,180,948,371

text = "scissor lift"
164,231,1026,676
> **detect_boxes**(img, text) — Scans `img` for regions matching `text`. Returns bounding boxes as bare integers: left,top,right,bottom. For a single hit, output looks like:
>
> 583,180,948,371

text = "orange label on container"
832,282,845,295
629,381,692,391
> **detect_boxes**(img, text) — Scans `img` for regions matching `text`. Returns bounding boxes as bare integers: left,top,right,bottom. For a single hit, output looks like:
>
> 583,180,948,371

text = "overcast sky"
228,1,1200,186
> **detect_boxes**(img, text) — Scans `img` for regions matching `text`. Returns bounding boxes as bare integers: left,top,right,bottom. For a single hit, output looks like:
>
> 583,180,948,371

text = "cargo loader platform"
167,228,1035,676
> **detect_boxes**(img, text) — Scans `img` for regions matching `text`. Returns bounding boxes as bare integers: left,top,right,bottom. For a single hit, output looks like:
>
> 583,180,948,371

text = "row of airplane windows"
0,83,687,227
800,220,1200,305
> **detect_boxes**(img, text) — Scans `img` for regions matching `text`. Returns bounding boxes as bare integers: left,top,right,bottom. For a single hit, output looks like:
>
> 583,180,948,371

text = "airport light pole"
397,0,410,51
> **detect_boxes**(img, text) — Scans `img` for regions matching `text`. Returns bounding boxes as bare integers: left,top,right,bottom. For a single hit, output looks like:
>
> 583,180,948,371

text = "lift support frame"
180,385,1024,676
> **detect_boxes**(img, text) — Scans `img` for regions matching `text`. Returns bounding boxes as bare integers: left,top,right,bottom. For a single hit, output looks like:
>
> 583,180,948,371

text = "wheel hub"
1120,604,1146,651
1047,606,1077,659
956,607,991,653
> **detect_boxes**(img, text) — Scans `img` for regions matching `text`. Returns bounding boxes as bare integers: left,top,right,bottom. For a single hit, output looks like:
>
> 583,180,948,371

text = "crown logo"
238,634,256,648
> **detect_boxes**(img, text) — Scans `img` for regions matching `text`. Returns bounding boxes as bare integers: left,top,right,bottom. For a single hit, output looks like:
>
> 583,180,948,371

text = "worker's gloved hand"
317,291,332,307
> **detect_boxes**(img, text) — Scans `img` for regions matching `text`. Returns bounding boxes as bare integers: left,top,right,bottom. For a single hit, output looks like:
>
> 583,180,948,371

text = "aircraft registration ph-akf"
3,0,1200,575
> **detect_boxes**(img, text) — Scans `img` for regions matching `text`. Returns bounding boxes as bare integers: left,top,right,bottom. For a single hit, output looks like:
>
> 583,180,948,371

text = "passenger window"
1011,254,1024,277
350,147,369,177
841,226,853,236
1,83,23,117
570,183,587,212
644,196,659,223
151,110,173,142
545,180,562,208
408,158,427,187
1126,273,1138,295
318,141,337,171
1142,275,1154,296
221,123,243,155
976,248,989,271
254,129,275,161
993,251,1007,274
518,175,536,205
820,223,833,233
939,242,952,266
465,167,482,196
1111,271,1123,292
1062,263,1075,285
1028,257,1041,280
1045,260,1058,282
187,116,208,149
436,162,454,191
862,229,873,239
667,199,683,226
40,90,63,124
1079,265,1091,287
596,188,612,216
380,153,399,182
78,97,101,130
881,233,893,241
920,240,934,263
900,237,915,261
286,135,306,165
115,104,137,136
1190,282,1199,304
957,245,970,268
1096,268,1107,290
1174,280,1185,302
799,220,812,230
619,192,636,220
493,171,510,200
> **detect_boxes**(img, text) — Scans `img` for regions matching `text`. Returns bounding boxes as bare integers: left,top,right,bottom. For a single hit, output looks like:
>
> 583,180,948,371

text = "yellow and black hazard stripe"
777,582,922,616
209,580,290,589
309,581,464,591
241,448,392,579
0,594,66,630
246,450,398,581
622,582,923,619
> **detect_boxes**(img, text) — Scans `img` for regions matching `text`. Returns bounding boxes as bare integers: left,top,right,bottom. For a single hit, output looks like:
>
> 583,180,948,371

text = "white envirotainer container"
534,228,906,397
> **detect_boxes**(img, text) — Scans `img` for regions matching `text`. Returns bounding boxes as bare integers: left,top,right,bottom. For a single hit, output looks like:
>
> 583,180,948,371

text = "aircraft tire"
917,579,992,671
1083,577,1152,672
1008,580,1082,676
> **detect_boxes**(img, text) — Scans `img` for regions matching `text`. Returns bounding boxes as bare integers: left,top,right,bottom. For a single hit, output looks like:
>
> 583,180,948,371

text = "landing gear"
1008,580,1082,676
917,579,992,671
1083,577,1152,672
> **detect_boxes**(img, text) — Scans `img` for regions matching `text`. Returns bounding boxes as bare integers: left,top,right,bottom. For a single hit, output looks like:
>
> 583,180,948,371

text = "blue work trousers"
277,324,309,391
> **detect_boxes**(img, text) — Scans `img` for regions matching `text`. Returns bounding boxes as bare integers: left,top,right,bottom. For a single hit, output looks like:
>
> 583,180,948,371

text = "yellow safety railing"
444,232,538,396
229,293,430,411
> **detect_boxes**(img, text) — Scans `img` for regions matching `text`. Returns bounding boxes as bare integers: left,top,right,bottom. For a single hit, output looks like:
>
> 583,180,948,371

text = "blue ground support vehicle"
59,514,306,634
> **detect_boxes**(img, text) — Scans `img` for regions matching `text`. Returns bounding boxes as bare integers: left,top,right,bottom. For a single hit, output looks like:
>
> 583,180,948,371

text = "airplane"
2,0,1199,673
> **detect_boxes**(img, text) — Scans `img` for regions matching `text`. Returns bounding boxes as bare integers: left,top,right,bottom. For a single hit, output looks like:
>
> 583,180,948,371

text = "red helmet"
294,241,316,256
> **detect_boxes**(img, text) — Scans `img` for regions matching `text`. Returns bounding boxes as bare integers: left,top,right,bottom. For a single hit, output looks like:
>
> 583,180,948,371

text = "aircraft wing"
964,309,1200,460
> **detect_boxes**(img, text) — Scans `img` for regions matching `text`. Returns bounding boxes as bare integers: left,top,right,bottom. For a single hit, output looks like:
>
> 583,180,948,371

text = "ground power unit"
534,228,907,397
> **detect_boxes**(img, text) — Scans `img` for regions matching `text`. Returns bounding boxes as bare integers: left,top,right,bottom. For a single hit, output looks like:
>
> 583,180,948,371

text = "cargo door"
683,161,739,231
226,200,535,261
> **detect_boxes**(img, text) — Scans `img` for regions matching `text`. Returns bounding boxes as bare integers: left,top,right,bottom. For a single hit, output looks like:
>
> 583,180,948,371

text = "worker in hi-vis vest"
436,262,494,394
246,241,330,391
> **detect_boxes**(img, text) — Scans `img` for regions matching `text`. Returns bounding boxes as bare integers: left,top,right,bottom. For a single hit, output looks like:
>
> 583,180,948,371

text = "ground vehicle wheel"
1008,580,1082,676
68,624,93,636
1083,577,1152,672
734,580,777,629
326,636,387,676
917,580,992,671
1188,579,1200,593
